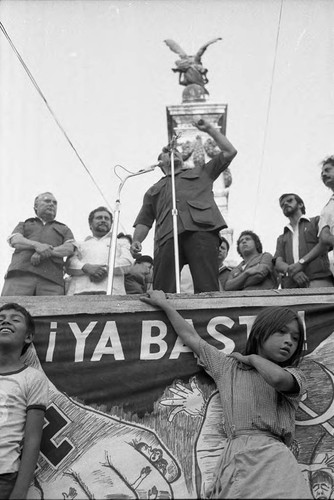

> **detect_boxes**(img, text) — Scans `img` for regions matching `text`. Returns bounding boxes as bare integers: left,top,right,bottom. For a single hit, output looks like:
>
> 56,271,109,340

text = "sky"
0,0,334,290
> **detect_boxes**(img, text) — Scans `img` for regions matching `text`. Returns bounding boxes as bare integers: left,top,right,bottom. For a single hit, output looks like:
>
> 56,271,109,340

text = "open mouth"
0,327,13,334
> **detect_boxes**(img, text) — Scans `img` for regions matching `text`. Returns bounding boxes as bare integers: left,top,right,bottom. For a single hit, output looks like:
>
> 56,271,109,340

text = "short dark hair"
0,302,35,354
117,232,133,245
135,255,153,266
237,230,262,256
279,193,306,214
321,155,334,168
245,306,305,367
219,236,230,252
88,207,113,226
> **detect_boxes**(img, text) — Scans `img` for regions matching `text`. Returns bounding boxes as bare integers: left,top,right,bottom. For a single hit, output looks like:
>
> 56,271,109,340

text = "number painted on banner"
0,390,9,424
40,403,74,467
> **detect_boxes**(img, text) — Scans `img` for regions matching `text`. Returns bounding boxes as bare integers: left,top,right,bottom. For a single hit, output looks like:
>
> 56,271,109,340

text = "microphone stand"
106,164,156,295
170,145,181,293
168,132,182,293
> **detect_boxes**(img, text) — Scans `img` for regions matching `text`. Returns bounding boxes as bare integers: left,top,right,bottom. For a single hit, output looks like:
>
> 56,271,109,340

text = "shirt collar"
85,231,112,241
26,216,58,225
284,214,310,232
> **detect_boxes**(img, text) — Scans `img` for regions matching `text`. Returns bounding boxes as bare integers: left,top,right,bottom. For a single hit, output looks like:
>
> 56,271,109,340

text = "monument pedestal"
166,102,233,248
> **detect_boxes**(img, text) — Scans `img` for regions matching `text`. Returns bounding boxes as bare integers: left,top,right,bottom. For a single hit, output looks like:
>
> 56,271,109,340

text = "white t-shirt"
318,196,334,236
66,234,133,295
0,365,49,473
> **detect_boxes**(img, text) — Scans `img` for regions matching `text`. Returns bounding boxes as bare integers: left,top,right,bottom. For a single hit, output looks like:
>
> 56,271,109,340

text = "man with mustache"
66,206,133,295
274,193,333,288
1,192,75,296
224,230,277,291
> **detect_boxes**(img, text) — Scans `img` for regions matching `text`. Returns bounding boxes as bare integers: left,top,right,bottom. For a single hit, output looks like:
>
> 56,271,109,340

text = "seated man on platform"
66,206,133,295
218,236,232,291
125,255,154,294
274,193,333,288
1,192,75,296
131,118,237,293
224,230,277,291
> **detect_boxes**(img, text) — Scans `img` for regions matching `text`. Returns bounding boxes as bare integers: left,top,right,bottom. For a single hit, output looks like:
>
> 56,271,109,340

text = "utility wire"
0,21,112,210
252,0,284,226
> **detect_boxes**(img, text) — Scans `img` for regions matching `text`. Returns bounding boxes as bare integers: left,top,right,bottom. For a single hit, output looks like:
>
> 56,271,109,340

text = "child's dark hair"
0,302,35,354
245,306,304,367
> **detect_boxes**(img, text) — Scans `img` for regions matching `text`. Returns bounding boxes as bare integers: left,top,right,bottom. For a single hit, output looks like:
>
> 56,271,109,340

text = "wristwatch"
298,258,306,265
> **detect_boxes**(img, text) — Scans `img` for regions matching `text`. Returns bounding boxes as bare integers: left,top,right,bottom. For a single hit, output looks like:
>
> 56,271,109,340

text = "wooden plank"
0,288,333,316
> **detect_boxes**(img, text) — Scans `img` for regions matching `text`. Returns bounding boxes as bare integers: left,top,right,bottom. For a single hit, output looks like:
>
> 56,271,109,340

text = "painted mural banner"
21,297,334,499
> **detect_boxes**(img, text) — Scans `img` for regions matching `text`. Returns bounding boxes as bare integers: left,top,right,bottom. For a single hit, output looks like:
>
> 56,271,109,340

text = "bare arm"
131,224,151,257
9,409,45,499
49,241,75,258
10,234,54,256
30,241,75,267
141,290,201,355
230,353,298,393
320,226,334,247
194,119,237,162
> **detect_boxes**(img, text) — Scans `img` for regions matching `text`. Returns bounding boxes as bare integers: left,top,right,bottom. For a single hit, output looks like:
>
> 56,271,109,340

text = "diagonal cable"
0,21,112,210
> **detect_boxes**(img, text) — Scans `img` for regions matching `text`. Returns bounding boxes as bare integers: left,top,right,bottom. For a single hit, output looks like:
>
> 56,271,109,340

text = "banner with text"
25,300,334,499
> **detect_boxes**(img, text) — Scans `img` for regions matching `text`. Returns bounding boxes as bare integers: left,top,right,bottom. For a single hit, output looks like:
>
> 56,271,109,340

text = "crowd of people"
1,119,334,298
2,117,333,498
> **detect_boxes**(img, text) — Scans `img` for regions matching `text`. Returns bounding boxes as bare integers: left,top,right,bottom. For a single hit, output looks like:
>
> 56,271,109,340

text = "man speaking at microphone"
131,118,237,293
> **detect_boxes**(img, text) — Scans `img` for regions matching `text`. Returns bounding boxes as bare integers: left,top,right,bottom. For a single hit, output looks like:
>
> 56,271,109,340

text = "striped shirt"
197,339,305,446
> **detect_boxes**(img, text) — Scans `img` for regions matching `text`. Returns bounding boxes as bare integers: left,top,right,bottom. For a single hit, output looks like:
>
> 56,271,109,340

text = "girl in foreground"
141,290,311,499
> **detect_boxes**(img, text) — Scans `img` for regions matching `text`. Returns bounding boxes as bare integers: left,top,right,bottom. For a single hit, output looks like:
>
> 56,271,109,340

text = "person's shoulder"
51,219,71,228
262,251,274,258
22,217,39,224
308,215,320,225
145,177,167,195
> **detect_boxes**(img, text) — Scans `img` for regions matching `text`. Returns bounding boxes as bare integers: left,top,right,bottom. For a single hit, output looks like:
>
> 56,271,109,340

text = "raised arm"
141,290,201,355
194,118,237,162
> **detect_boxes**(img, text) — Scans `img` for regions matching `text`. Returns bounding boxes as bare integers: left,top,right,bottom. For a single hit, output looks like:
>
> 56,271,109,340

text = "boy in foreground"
0,303,48,499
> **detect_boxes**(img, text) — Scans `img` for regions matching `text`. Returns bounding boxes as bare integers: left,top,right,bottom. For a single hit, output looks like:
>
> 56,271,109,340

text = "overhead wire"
252,0,284,227
0,21,112,210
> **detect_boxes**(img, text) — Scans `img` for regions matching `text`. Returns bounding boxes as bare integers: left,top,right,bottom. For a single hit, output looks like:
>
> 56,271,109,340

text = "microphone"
164,132,182,153
138,162,162,173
